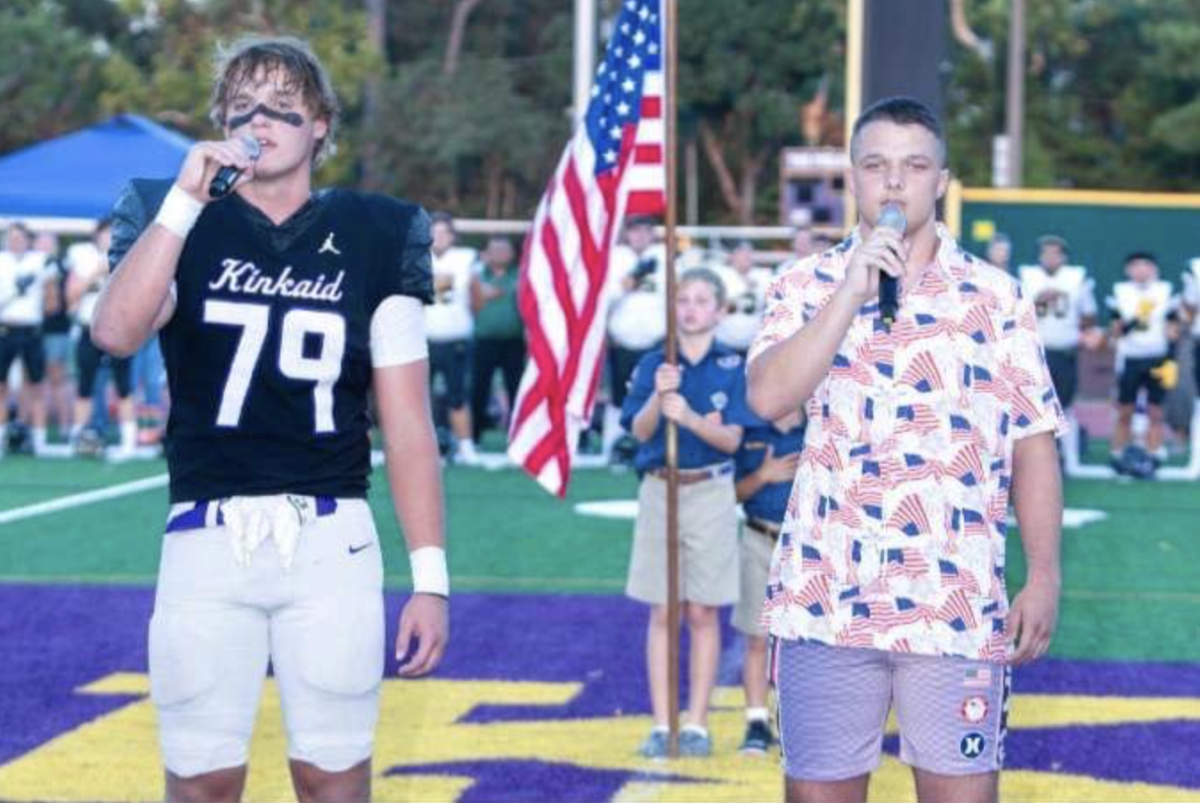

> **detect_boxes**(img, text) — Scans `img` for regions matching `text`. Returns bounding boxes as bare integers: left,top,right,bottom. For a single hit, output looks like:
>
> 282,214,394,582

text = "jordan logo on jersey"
319,232,342,256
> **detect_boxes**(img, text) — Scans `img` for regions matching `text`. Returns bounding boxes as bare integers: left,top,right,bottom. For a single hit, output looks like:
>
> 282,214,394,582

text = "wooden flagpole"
662,0,681,759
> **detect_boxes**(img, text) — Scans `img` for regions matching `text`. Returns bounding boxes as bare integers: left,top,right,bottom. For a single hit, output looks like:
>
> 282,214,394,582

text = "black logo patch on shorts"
960,731,986,759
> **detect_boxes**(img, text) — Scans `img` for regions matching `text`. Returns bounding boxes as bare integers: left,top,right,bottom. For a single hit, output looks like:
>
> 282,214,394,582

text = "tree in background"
678,0,843,224
946,0,1200,191
2,1,1198,222
94,0,380,187
0,0,109,155
370,0,573,219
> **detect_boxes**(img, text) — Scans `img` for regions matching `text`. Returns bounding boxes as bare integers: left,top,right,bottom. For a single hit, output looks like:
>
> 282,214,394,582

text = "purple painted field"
2,585,1199,795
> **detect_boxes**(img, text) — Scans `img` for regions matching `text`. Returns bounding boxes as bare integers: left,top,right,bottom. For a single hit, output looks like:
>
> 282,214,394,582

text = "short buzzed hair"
1124,251,1158,266
851,96,946,166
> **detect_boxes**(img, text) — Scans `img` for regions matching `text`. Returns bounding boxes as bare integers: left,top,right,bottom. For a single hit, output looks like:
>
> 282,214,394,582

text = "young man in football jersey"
1017,235,1103,414
427,211,479,464
0,222,51,456
715,240,775,356
66,219,141,459
747,97,1064,803
1106,252,1178,476
91,36,448,803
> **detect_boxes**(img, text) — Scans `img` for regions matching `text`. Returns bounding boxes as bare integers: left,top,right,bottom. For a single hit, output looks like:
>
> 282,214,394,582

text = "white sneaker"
454,443,481,466
106,444,158,463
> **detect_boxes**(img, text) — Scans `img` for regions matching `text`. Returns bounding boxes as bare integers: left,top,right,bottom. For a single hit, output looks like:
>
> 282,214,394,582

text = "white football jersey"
425,245,476,342
607,243,666,349
715,265,774,351
1108,279,1173,360
0,250,49,326
66,242,105,327
1018,264,1096,350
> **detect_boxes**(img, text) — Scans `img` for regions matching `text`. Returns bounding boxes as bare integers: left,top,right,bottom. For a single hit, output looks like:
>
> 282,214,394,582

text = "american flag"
507,0,667,496
896,403,941,437
937,587,979,631
887,496,933,539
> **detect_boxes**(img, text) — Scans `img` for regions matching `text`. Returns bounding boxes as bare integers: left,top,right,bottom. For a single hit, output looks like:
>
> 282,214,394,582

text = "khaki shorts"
733,524,775,636
626,471,739,606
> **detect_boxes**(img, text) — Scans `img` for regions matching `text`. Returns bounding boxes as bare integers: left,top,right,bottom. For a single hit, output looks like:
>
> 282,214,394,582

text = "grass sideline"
0,454,1198,661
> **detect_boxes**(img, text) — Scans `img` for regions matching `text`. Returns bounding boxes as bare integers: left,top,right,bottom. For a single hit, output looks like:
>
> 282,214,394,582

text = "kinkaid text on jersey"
208,259,345,303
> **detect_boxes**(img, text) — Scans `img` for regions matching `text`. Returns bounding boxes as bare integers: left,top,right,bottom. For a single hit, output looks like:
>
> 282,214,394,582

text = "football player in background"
1106,252,1178,477
1017,235,1103,415
66,219,140,458
426,211,479,464
0,222,51,456
715,240,775,356
91,35,448,803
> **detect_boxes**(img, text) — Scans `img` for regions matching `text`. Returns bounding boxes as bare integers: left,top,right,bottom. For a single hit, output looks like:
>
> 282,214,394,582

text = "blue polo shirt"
620,341,757,473
735,421,807,524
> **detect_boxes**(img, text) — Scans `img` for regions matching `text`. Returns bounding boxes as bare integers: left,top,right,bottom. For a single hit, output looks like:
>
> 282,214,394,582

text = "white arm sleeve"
370,294,429,367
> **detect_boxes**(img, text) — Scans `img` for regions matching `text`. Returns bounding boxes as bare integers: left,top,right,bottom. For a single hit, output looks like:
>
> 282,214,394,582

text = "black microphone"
877,204,907,327
208,135,261,200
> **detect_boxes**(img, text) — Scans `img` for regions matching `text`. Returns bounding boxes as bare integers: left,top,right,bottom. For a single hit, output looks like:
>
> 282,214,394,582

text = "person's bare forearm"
377,363,446,552
747,286,860,421
735,471,766,502
92,227,182,356
1011,432,1063,583
385,420,446,552
682,416,741,454
631,394,662,442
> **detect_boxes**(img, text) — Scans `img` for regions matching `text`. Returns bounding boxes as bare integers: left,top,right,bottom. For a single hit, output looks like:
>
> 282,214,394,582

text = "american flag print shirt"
748,226,1068,662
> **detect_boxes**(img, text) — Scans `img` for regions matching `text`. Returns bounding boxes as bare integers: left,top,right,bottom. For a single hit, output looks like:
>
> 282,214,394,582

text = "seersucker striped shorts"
773,638,1010,781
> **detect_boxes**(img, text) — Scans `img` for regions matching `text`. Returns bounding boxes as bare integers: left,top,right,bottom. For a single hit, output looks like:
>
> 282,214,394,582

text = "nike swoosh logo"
348,542,374,555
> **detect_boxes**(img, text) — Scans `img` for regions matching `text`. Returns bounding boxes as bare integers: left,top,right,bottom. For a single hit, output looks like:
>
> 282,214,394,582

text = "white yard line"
0,474,169,528
3,456,381,531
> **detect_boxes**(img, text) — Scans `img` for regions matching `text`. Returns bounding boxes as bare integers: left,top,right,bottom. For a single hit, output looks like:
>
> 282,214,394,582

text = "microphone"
208,135,261,200
877,204,907,327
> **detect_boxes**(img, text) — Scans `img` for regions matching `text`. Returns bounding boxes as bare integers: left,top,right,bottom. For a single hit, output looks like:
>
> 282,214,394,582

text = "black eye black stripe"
228,103,304,130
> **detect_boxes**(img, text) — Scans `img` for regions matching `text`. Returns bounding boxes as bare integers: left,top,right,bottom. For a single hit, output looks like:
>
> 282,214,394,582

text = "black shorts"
1044,348,1078,410
429,339,470,409
76,329,132,400
608,342,658,409
1118,356,1168,406
0,324,46,384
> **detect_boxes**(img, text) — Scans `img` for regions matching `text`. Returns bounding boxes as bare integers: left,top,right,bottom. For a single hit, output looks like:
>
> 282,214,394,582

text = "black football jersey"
109,179,433,502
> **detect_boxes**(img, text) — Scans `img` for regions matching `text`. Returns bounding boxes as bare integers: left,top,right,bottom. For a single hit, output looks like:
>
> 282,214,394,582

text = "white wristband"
154,184,204,240
410,546,449,597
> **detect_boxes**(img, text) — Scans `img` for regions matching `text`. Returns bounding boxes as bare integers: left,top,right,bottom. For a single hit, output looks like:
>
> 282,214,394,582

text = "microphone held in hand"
877,204,907,327
208,135,261,200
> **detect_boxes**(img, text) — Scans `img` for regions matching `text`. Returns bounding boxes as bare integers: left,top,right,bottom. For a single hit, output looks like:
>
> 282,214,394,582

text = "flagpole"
662,0,681,760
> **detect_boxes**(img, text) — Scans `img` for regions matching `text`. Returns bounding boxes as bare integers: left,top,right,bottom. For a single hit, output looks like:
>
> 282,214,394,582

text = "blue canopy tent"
0,114,192,228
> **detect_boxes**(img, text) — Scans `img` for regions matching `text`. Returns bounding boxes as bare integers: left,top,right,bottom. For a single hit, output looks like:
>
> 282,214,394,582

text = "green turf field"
1,452,1198,662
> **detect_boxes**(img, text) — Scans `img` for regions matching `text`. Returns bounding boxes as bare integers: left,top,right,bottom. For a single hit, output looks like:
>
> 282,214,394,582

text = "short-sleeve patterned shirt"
748,226,1067,663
